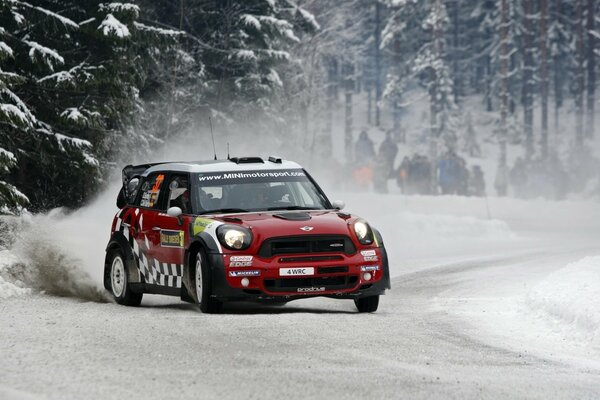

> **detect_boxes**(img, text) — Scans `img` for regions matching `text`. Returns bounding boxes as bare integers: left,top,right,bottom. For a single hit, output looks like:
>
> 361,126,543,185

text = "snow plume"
0,190,118,302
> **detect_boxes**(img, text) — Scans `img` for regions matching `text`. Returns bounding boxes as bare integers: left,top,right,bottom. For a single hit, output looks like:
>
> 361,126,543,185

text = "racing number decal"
152,174,165,193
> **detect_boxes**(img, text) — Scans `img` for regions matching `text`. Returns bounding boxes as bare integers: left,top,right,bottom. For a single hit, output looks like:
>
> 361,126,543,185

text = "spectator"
354,131,375,167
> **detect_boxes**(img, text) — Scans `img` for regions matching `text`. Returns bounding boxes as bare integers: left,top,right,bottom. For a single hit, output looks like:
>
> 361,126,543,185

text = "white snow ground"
0,189,599,399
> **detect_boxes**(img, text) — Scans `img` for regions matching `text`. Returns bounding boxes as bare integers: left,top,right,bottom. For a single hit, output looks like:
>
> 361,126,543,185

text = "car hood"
214,210,359,240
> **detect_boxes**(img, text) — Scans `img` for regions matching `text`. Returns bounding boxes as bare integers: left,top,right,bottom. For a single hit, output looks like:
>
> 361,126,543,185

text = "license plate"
279,267,314,276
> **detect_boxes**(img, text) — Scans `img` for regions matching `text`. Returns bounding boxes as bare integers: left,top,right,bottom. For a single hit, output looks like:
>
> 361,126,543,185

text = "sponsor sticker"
191,217,215,236
361,249,378,261
198,169,307,184
229,255,253,267
229,270,260,277
230,256,253,262
360,265,380,272
280,267,314,276
297,287,325,293
160,230,184,247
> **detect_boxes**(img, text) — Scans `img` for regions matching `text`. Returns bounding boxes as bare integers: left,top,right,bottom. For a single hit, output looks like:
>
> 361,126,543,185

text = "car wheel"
109,248,143,306
354,295,379,313
194,249,222,314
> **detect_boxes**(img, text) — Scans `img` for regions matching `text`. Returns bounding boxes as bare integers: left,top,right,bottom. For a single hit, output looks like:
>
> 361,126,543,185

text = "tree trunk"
575,0,585,148
393,33,402,140
586,0,596,139
522,0,534,159
367,84,372,125
553,0,563,139
540,0,549,159
499,0,509,170
374,1,382,126
344,61,354,163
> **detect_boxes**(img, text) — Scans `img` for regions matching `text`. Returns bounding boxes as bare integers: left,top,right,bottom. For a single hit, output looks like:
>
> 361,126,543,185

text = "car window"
166,174,191,214
138,173,165,209
193,169,330,213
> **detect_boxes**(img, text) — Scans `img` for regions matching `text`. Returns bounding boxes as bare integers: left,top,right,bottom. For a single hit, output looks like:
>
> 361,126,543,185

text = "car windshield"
193,169,330,214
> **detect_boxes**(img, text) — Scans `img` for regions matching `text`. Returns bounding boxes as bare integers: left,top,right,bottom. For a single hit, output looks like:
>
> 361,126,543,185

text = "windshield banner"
197,169,307,184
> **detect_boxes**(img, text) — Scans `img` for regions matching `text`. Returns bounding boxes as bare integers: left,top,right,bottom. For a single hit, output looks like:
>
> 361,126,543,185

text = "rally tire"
354,295,379,313
108,248,143,306
194,249,223,314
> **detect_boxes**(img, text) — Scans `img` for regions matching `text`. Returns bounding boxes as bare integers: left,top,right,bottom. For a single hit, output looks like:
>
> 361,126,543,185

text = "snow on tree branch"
8,0,78,28
25,40,64,70
98,14,130,38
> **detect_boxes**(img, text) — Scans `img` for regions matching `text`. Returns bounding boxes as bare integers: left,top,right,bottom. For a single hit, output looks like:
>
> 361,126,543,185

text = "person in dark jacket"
354,131,375,167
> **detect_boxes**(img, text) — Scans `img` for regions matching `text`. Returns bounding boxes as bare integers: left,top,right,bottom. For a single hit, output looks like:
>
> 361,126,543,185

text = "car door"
134,172,170,286
139,172,191,288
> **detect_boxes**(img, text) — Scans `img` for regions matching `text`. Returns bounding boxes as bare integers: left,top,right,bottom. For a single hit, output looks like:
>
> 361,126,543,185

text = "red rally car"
104,156,391,313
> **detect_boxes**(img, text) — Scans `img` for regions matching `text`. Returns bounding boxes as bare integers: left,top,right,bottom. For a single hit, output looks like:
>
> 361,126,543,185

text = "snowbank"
526,256,600,346
0,250,31,299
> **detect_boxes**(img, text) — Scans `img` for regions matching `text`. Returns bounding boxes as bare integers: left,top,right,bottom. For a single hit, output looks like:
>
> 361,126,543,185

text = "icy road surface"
1,193,599,399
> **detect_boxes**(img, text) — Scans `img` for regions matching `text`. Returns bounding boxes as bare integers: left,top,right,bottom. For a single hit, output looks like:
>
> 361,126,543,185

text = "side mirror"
167,206,183,225
332,200,345,210
167,206,182,217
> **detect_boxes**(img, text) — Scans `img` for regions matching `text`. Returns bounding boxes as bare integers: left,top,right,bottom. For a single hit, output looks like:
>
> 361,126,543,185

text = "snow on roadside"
0,250,31,299
526,256,600,346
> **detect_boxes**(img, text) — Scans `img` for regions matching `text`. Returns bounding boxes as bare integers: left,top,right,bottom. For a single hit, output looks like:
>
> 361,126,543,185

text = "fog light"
241,278,250,287
363,272,372,281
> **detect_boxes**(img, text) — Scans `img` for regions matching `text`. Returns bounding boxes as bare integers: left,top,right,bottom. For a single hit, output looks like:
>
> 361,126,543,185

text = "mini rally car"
104,156,390,313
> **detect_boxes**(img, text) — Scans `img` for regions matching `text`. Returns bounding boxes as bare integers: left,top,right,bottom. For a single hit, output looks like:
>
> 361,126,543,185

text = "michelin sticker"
160,230,184,247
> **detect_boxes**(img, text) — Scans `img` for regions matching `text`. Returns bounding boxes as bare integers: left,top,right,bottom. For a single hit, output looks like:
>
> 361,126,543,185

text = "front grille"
317,266,348,274
279,255,344,263
258,235,356,257
264,276,358,293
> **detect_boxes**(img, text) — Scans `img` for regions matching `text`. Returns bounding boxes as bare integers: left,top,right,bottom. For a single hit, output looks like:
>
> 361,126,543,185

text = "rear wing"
117,163,163,207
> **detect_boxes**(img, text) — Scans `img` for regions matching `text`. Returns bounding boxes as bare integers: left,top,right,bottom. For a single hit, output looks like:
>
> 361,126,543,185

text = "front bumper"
207,246,391,302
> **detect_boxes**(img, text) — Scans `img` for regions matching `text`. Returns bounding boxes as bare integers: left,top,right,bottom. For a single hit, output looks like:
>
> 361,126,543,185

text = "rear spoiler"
118,163,163,207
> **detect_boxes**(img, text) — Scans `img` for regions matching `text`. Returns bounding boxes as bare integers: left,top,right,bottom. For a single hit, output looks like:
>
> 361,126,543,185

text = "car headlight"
353,220,374,245
217,225,252,250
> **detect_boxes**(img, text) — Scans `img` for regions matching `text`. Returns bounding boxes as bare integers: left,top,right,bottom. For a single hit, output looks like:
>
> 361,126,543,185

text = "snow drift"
526,256,600,347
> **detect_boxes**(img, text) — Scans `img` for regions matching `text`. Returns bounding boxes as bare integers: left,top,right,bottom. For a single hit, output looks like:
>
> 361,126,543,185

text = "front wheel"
354,295,379,313
108,248,142,306
194,250,222,314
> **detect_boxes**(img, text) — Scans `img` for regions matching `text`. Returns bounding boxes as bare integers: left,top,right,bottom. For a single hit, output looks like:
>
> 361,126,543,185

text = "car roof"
141,158,303,177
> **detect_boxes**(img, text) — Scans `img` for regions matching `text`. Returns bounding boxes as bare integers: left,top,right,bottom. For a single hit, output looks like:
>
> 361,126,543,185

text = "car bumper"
207,247,391,302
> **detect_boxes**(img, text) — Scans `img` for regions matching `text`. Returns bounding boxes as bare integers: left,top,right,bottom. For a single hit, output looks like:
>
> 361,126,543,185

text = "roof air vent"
268,156,283,164
229,157,264,164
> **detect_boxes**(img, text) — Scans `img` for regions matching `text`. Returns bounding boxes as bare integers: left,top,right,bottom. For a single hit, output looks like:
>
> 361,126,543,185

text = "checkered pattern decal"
114,210,183,288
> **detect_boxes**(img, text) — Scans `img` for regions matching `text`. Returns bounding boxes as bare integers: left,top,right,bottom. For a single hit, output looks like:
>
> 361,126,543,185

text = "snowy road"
1,194,599,399
2,252,600,399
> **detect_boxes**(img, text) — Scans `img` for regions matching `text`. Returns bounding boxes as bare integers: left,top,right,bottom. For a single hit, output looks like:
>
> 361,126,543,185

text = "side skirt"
130,283,182,297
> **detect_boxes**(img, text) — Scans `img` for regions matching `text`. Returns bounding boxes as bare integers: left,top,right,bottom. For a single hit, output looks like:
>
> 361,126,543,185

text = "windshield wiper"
267,206,317,211
198,208,249,215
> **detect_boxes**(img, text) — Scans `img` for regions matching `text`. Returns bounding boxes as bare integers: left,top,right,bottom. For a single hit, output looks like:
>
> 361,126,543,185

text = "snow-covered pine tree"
136,0,309,145
413,0,457,156
0,1,179,211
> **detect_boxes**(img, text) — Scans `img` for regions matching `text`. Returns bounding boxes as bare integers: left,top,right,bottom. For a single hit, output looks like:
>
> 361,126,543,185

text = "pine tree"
0,1,179,211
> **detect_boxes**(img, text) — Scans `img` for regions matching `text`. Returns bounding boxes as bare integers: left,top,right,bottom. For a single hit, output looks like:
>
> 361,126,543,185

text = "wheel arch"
183,231,223,301
104,232,140,291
